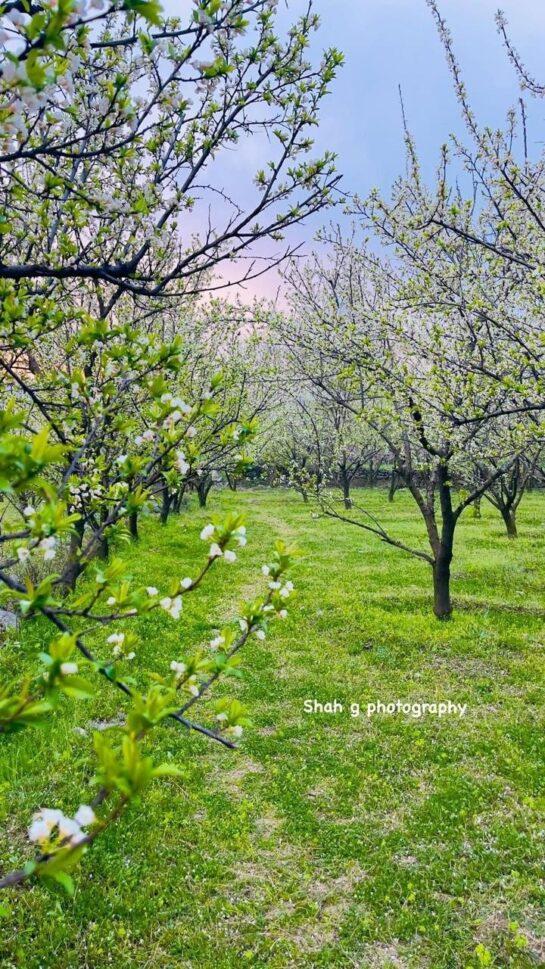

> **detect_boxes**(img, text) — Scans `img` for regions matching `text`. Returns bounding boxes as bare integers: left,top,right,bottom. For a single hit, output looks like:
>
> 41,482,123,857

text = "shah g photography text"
303,698,468,719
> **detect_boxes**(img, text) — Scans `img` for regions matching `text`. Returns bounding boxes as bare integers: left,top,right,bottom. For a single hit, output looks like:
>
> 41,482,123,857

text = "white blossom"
38,808,64,828
107,632,125,645
175,450,190,475
28,818,51,844
58,815,83,843
160,596,182,619
74,804,96,827
7,8,27,26
170,396,190,413
28,811,56,845
39,536,57,561
170,660,186,676
60,662,78,676
28,807,89,848
169,596,182,619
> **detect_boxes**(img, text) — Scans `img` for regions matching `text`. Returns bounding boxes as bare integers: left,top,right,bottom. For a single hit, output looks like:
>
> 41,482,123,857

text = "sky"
305,0,545,194
171,1,545,301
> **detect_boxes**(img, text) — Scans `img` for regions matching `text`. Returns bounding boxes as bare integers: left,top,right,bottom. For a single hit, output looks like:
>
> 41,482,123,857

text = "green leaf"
151,763,186,778
59,676,94,700
49,871,75,896
123,0,163,27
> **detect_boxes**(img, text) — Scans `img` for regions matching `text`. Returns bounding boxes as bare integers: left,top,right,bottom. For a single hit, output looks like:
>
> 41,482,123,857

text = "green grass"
1,487,545,968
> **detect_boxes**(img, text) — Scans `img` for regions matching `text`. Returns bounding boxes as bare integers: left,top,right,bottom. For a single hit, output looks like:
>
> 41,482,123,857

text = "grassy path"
1,488,544,967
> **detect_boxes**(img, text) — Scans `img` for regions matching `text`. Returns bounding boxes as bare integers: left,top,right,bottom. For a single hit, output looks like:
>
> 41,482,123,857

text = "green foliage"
1,489,544,966
93,732,183,799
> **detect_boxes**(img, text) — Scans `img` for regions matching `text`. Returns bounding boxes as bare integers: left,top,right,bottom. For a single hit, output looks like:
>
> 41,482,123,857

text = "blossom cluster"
28,804,96,849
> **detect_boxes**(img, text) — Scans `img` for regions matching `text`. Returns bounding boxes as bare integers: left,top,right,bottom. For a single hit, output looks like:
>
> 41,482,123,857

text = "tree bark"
97,533,109,560
128,510,139,541
340,467,352,509
388,469,397,503
472,496,481,518
433,464,455,619
225,471,237,492
61,519,85,593
432,548,452,619
173,484,187,514
95,506,109,560
197,479,212,508
500,506,518,538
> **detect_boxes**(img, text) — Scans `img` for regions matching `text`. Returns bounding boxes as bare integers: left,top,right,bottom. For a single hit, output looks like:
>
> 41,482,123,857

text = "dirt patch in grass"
213,757,264,797
476,911,545,964
254,814,282,837
361,941,410,968
263,862,368,955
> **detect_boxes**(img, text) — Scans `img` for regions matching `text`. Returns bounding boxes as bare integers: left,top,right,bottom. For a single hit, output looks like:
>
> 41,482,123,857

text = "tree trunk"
433,465,455,620
128,510,139,541
96,507,109,560
472,496,481,518
97,532,109,560
61,519,85,593
225,472,237,492
173,484,186,514
432,548,452,619
388,470,397,503
340,470,352,509
500,506,517,538
197,479,212,508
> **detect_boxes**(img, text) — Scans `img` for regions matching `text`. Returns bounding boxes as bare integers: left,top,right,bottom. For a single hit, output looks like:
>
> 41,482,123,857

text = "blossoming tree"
282,236,529,618
0,0,342,893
